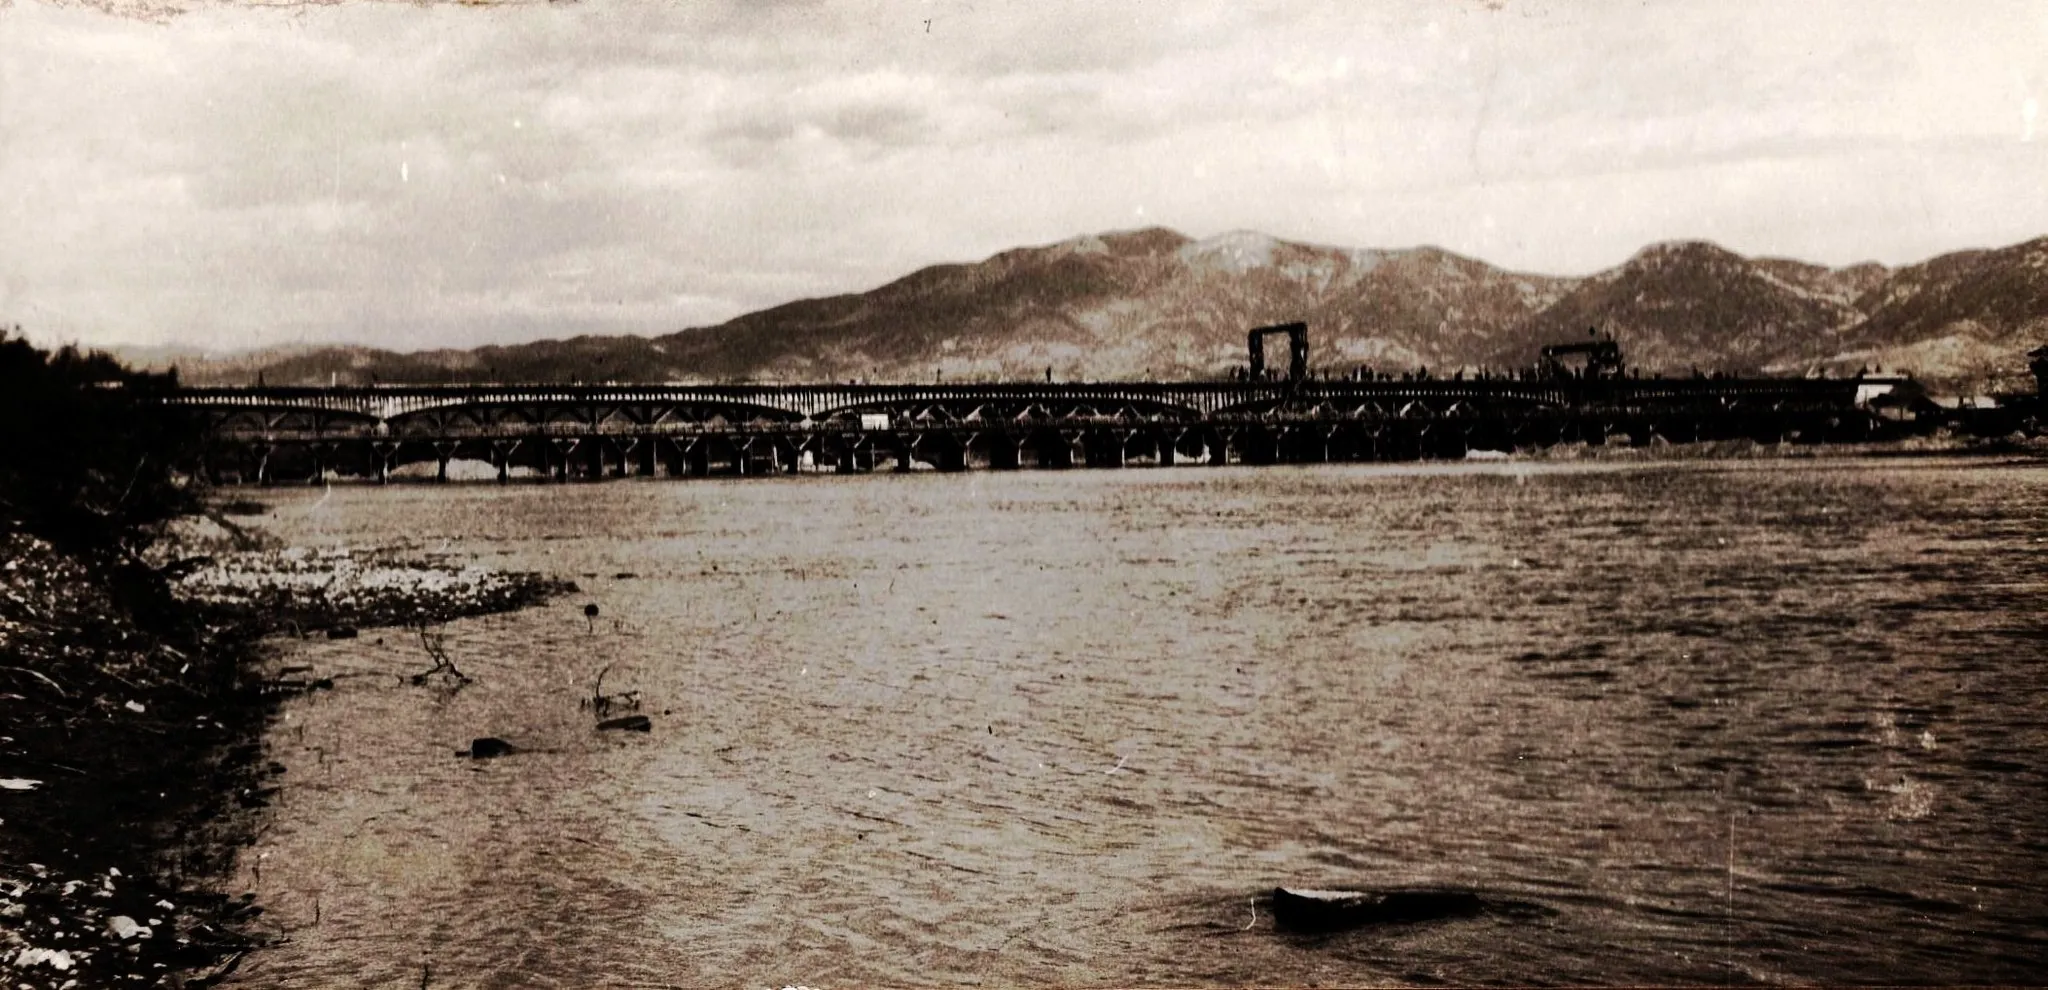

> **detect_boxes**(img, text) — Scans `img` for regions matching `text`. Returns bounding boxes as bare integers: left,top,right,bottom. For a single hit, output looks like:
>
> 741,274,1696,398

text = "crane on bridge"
1539,330,1625,381
1247,322,1310,383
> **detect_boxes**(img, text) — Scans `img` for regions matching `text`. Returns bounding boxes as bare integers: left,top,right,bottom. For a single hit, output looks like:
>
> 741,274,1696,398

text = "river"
219,457,2048,987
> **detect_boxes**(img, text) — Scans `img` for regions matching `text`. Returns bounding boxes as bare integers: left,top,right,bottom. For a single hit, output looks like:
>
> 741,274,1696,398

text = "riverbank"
1,523,570,987
1502,429,2048,463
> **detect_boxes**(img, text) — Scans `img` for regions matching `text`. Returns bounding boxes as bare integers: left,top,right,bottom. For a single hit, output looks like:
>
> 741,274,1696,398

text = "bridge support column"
371,442,397,485
1355,428,1380,462
549,438,580,483
1209,429,1232,466
611,437,641,478
989,434,1020,470
937,432,971,472
894,433,915,472
1109,430,1132,468
250,444,274,487
490,440,520,483
308,443,330,486
1158,431,1179,467
1035,431,1078,469
433,441,460,482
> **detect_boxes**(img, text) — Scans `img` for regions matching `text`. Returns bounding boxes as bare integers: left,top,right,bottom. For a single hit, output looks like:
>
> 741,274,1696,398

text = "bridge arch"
380,395,803,437
814,394,1203,426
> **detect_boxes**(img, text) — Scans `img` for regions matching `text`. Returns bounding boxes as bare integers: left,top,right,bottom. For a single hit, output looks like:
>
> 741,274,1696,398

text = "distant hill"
153,228,2048,395
1809,237,2048,394
1499,240,1873,373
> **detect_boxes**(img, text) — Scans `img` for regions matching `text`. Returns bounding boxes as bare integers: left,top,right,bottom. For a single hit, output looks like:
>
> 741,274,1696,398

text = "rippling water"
221,458,2048,987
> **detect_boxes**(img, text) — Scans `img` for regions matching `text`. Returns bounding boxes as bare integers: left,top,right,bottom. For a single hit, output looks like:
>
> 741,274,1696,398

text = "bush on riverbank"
2,333,571,986
1,330,200,620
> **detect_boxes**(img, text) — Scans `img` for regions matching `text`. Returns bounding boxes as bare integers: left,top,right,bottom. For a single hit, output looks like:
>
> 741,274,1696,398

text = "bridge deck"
170,375,1871,425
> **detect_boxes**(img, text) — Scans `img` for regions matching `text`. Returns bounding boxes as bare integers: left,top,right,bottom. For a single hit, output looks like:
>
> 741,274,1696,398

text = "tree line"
1,327,202,619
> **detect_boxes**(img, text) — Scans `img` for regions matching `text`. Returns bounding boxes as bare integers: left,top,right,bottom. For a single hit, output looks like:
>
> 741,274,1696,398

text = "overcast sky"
3,0,2045,353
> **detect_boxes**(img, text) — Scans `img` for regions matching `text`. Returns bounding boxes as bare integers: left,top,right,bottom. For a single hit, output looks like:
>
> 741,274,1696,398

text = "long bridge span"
170,373,1910,484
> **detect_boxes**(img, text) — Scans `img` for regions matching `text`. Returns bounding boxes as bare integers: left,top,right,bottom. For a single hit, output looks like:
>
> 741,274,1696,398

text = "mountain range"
147,228,2048,395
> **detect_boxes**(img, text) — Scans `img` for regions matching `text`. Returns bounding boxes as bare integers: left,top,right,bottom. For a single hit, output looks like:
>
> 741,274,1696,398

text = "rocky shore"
0,525,569,987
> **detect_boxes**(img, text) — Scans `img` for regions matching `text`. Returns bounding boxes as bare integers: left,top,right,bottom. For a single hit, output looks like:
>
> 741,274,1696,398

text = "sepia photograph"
2,0,2046,986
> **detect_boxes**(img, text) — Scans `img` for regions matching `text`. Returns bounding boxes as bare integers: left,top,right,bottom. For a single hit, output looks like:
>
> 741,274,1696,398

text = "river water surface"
221,458,2048,987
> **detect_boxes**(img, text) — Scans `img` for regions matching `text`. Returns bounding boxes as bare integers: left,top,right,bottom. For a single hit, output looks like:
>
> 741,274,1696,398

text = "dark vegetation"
1,329,199,621
1,328,264,985
1,329,567,985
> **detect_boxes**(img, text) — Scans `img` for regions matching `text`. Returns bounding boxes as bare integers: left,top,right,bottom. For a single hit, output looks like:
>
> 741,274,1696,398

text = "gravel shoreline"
1,528,569,987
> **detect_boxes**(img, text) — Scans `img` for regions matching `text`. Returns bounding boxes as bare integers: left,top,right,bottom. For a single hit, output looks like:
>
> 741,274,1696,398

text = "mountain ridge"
145,228,2048,395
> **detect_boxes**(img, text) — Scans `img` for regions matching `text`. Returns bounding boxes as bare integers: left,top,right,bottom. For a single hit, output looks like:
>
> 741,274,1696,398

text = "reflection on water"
224,459,2048,987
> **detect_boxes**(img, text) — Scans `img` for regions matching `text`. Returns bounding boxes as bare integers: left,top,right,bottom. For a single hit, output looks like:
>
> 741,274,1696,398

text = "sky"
2,0,2046,354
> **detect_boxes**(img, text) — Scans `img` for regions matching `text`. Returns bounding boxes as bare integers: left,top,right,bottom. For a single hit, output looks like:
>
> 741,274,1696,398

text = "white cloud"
1,0,2045,352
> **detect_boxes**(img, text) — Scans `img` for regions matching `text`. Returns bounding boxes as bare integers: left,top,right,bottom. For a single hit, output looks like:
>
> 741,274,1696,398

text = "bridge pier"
1078,430,1115,468
787,434,817,474
1208,429,1233,466
609,436,641,478
433,441,460,482
1416,423,1468,460
247,444,273,486
548,438,580,482
371,442,397,484
987,433,1021,470
1238,427,1279,466
838,438,874,474
303,443,325,486
1041,430,1080,469
932,433,968,472
490,440,519,483
1359,426,1385,462
666,437,705,477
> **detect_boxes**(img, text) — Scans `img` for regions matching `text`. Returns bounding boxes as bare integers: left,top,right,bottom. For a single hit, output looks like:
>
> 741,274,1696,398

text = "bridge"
169,373,1907,484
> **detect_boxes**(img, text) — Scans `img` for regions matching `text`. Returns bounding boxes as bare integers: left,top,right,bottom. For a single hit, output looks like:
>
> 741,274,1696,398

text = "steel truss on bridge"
168,374,1907,484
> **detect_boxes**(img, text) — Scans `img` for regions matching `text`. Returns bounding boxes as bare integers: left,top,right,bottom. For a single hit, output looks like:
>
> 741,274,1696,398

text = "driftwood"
581,663,640,716
407,623,471,687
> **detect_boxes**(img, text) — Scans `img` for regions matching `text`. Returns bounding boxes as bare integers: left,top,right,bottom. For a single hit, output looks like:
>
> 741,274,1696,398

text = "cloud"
2,0,2046,353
